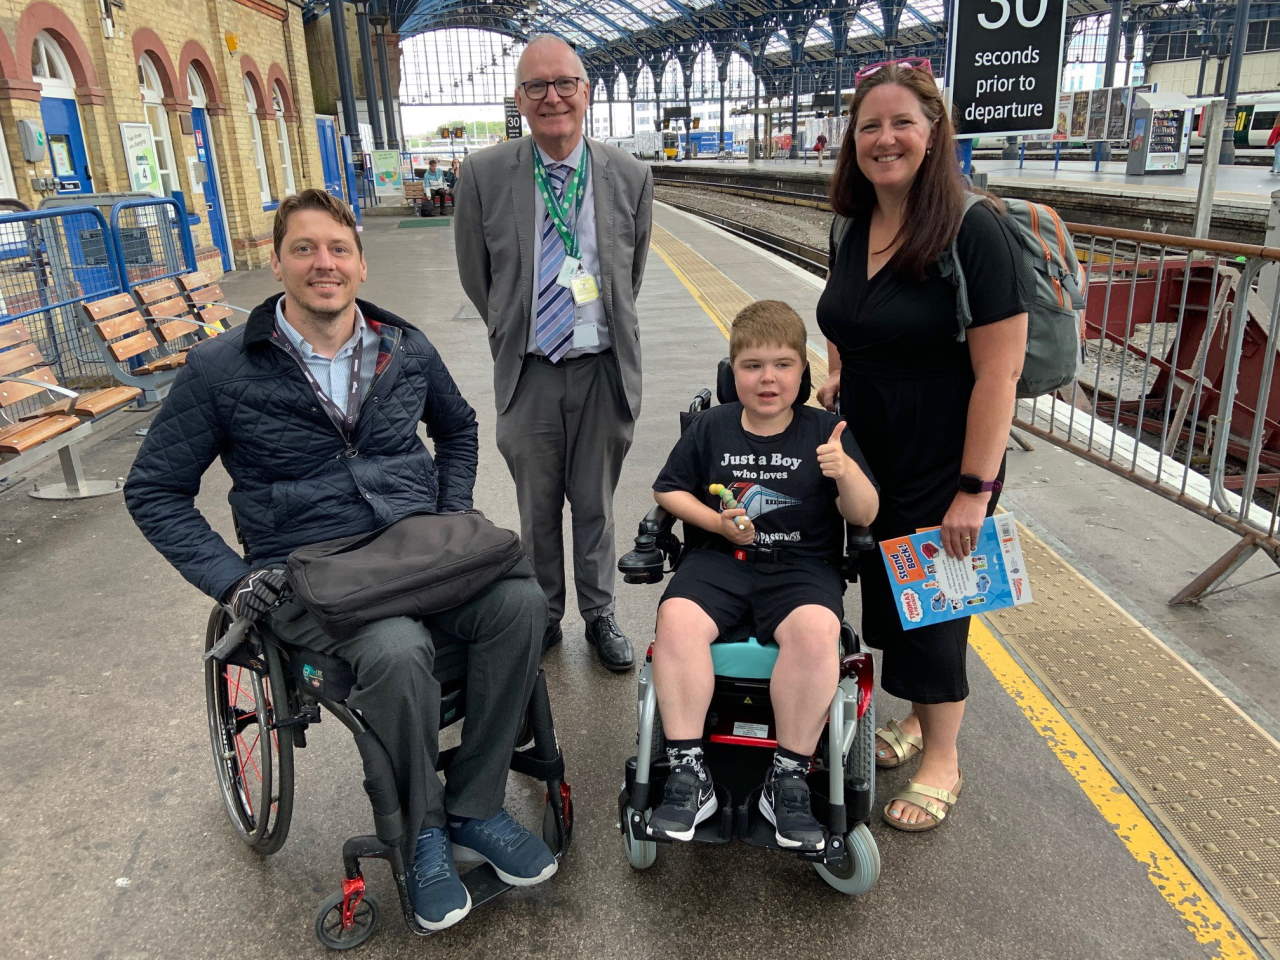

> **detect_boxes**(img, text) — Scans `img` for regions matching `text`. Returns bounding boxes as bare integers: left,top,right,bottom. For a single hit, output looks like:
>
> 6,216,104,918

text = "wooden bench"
79,292,187,399
176,270,247,332
133,277,207,350
0,320,142,499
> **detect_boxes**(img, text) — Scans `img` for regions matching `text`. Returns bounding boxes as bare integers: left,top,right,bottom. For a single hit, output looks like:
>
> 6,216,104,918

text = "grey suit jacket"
453,136,653,419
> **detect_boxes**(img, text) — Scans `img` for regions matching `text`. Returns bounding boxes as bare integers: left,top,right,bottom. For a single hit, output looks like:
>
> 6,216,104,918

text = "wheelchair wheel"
204,607,295,854
621,805,657,870
314,891,379,950
847,693,876,801
813,823,880,896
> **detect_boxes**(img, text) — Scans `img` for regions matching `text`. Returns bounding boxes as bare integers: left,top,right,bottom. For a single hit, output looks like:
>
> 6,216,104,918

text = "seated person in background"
424,158,451,206
124,189,555,933
647,300,878,850
444,158,461,190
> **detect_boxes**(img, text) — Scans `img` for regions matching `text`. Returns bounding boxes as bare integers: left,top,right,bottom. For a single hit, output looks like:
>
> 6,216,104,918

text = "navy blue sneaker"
449,810,558,887
411,828,471,931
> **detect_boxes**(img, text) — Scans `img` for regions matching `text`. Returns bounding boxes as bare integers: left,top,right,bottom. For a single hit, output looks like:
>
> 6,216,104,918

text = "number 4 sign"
948,0,1068,138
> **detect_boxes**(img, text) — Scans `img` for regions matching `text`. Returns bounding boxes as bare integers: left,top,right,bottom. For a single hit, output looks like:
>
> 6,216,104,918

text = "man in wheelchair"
648,301,878,850
125,189,555,934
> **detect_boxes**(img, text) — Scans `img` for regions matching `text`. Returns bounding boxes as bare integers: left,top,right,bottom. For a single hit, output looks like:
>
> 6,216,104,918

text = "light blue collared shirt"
528,138,610,357
275,299,379,417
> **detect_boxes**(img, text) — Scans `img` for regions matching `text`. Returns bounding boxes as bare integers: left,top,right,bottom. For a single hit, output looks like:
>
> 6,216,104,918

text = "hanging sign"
948,0,1069,138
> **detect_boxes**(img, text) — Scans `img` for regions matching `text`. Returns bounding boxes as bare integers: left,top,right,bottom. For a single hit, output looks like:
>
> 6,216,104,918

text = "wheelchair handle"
205,615,252,662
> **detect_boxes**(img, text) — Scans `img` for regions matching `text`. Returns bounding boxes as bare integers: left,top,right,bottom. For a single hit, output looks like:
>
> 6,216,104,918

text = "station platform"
2,205,1278,959
654,157,1278,243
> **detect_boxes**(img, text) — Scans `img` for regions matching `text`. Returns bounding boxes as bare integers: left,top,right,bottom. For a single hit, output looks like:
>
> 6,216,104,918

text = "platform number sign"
947,0,1068,138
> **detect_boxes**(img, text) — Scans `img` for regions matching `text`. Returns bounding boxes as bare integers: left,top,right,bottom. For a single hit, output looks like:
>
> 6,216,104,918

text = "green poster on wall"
119,122,161,195
372,150,403,199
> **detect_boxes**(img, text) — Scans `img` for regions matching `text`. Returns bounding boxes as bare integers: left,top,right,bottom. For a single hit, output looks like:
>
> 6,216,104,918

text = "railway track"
656,192,829,276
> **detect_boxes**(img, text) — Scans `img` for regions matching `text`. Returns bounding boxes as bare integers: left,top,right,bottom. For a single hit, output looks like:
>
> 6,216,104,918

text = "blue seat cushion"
711,634,779,680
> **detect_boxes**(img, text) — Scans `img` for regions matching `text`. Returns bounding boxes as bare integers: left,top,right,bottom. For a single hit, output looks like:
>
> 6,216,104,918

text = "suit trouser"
495,351,635,624
266,573,546,841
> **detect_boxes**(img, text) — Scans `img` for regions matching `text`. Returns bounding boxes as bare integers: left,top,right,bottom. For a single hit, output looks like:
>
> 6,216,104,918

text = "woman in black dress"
815,62,1029,831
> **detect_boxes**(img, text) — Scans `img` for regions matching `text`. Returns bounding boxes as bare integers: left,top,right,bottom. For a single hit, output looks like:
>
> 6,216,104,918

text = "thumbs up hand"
817,421,851,479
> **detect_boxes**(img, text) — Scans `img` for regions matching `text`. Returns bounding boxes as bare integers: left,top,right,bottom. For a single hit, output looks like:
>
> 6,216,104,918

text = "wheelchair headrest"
715,357,812,407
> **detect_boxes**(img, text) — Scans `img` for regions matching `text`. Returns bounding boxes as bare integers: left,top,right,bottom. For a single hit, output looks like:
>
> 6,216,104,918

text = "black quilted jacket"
124,294,478,603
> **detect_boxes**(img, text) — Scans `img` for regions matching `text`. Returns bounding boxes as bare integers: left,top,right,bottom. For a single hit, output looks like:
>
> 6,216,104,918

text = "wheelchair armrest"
839,524,877,583
618,505,681,584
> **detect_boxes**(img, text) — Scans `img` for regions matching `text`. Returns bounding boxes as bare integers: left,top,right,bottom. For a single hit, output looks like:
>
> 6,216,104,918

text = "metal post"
1219,0,1251,165
831,56,841,141
372,19,399,150
608,84,615,137
753,56,761,148
1097,0,1123,162
328,0,362,157
630,98,636,137
718,61,727,157
788,41,801,160
354,3,383,149
1193,99,1226,239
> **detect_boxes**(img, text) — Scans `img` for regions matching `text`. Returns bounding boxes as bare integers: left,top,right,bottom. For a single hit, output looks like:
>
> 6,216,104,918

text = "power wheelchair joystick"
618,508,681,584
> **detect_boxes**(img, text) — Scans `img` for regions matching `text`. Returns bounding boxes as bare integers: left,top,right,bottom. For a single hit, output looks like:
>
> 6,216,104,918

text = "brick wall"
0,0,328,273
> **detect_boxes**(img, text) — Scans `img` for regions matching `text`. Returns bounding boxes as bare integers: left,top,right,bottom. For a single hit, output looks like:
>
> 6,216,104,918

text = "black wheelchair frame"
204,603,572,950
613,361,881,895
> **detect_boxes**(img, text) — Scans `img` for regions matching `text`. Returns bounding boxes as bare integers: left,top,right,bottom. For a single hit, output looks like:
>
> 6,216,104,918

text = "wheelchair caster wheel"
621,806,657,870
812,823,880,896
315,891,379,950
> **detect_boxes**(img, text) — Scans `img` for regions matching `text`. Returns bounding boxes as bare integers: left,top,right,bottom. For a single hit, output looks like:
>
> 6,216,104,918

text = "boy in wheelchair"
648,301,877,851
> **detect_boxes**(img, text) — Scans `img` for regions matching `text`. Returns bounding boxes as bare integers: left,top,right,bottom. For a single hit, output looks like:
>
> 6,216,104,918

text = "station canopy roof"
367,1,1214,74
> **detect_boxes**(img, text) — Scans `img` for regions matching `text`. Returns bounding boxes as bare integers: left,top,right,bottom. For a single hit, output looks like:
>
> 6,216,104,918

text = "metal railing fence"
110,198,195,290
1016,222,1280,603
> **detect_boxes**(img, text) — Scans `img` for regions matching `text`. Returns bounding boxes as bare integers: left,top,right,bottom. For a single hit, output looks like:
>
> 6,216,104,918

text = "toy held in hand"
709,483,749,531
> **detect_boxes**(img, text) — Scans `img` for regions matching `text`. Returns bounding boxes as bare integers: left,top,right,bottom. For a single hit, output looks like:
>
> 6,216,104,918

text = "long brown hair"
829,64,967,279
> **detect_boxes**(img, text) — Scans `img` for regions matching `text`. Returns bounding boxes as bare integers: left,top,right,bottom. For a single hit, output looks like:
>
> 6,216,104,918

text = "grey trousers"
267,573,546,839
495,351,635,624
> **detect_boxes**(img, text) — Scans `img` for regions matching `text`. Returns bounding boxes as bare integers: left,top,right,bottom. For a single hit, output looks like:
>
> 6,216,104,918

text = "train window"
1252,110,1277,131
1246,21,1266,53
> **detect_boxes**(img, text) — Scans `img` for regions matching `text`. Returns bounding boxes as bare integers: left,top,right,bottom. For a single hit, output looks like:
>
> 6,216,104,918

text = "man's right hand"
226,569,288,621
719,508,755,546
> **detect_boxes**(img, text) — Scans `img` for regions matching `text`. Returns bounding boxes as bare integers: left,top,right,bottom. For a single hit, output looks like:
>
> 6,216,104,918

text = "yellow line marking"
652,218,1258,959
970,615,1257,960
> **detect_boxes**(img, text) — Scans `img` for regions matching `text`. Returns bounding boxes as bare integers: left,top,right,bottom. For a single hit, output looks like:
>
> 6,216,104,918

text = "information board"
948,0,1069,138
503,97,522,139
1086,89,1107,140
371,149,403,199
119,123,160,195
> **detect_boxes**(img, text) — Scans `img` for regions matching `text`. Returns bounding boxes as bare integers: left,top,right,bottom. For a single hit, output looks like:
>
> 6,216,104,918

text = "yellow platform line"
652,214,1259,960
971,614,1256,960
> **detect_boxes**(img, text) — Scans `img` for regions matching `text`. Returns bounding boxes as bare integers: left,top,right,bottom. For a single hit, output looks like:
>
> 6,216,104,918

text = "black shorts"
660,548,845,640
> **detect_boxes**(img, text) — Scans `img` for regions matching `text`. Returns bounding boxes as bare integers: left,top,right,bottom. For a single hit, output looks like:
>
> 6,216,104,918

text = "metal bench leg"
29,443,123,500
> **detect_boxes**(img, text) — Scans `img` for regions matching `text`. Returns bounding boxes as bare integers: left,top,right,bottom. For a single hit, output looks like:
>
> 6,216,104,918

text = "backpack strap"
945,193,987,343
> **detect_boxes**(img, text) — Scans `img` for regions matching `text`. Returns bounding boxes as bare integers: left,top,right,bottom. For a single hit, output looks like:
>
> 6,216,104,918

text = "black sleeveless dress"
816,202,1029,703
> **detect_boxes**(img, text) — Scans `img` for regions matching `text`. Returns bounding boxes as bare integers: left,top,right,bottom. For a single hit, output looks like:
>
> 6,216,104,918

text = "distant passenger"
444,158,461,190
815,61,1030,832
1269,116,1280,176
453,34,654,672
423,158,451,211
814,132,828,168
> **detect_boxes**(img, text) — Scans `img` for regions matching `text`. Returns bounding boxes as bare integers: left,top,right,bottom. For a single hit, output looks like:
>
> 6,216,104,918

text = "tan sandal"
874,718,923,769
882,774,963,833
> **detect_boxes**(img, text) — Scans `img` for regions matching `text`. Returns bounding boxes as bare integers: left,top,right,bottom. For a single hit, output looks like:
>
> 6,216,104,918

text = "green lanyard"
533,145,590,261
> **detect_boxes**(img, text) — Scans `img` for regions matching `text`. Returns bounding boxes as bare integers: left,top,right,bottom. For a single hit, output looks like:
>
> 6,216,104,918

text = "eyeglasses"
853,57,933,86
519,77,585,100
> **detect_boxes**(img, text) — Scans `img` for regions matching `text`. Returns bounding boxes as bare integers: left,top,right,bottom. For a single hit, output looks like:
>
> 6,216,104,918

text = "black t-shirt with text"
653,403,874,561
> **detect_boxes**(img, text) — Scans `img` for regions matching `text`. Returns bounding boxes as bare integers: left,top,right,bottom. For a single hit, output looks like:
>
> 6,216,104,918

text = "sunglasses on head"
853,57,934,86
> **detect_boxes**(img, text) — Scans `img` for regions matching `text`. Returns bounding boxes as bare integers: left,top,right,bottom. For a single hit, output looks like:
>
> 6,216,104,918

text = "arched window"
32,32,75,97
272,84,296,196
243,76,273,204
138,55,179,196
187,65,207,108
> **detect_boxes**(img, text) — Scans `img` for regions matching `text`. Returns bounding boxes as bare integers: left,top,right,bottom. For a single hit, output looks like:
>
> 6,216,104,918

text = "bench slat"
0,367,57,406
95,311,148,341
0,343,44,377
146,297,188,318
157,319,201,342
135,352,187,374
189,285,226,305
178,271,214,291
82,293,137,320
134,278,181,303
0,322,31,349
72,385,142,417
110,331,161,362
199,305,232,327
0,413,80,454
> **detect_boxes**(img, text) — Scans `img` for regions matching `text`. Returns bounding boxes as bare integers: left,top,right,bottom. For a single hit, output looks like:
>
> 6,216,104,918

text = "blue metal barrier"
109,196,196,291
0,205,125,385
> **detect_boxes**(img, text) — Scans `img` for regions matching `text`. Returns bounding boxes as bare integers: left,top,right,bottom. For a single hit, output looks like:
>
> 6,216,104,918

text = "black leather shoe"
585,613,634,672
542,620,562,652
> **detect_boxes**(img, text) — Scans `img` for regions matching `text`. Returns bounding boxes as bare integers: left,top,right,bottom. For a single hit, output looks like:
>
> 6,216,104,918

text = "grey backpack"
830,193,1086,398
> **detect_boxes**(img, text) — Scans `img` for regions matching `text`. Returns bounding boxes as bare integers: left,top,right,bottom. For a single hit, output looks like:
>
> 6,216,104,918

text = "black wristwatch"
958,474,1002,495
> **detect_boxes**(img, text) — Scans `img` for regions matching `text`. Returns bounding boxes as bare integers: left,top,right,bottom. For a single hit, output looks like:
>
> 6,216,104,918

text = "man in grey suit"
454,35,653,671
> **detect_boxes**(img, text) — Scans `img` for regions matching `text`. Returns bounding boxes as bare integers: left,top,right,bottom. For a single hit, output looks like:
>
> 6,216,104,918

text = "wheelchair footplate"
619,772,735,846
738,783,849,868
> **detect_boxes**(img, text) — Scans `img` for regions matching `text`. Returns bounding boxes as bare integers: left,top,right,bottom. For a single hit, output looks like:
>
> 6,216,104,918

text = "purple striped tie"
534,163,575,362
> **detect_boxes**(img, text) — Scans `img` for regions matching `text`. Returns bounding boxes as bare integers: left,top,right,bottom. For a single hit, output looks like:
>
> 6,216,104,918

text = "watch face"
958,474,983,494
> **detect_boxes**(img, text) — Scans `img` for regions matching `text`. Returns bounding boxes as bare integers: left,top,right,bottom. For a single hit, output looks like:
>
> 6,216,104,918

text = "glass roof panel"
850,5,883,38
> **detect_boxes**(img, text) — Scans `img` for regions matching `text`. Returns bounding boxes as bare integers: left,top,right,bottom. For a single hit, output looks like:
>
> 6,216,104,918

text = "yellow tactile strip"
652,208,1272,958
650,223,829,386
989,526,1280,953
